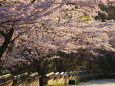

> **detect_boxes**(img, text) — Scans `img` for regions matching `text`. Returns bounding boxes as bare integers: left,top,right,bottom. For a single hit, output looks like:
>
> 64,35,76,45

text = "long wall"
0,70,103,86
0,72,40,86
45,70,103,86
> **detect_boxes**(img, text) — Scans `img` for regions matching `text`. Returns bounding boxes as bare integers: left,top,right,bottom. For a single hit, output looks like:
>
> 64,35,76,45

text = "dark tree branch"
10,31,26,43
31,0,36,3
0,31,6,38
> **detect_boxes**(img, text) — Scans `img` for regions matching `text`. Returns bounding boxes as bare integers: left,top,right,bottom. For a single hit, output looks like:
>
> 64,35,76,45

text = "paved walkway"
78,79,115,86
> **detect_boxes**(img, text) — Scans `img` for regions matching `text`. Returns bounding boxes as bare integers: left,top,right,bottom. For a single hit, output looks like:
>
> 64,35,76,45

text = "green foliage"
44,84,64,86
76,66,86,71
98,4,107,11
79,16,91,22
63,12,72,19
69,79,79,85
44,83,79,86
75,79,79,84
95,12,107,22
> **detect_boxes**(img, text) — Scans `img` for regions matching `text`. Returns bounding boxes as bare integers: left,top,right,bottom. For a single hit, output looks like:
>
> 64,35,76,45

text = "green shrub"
95,12,107,22
98,4,107,11
68,79,79,85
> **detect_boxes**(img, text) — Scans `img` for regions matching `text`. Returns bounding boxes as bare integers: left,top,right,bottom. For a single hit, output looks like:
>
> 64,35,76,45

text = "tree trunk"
0,27,14,72
0,27,14,58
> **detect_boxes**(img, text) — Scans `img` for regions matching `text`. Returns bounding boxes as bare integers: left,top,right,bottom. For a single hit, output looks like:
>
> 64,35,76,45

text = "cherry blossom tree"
2,0,115,71
0,0,67,58
0,0,67,74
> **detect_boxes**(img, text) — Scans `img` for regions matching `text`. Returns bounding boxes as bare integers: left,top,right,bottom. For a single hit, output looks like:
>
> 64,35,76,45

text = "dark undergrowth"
95,4,115,21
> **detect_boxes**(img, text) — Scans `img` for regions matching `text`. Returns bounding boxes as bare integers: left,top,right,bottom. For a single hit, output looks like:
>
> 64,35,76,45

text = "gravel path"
78,79,115,86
